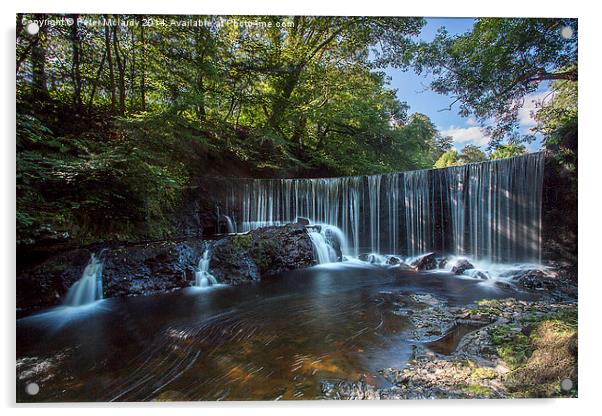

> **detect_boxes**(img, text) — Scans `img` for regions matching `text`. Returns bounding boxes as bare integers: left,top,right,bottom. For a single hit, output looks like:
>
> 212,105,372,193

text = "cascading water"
308,223,347,264
223,215,237,234
309,231,337,264
219,153,544,263
64,254,103,306
195,248,218,288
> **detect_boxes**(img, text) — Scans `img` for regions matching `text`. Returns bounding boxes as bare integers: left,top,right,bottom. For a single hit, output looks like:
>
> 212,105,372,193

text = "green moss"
490,324,531,369
463,383,493,397
232,234,252,251
249,238,280,271
472,367,497,380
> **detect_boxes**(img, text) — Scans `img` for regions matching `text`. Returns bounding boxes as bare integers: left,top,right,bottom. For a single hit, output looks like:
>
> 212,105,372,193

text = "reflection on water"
17,264,529,402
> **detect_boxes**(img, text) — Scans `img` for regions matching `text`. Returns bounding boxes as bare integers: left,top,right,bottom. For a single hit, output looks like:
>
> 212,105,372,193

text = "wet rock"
471,271,490,280
411,252,438,271
451,258,474,275
210,224,315,284
387,256,402,265
512,269,557,291
295,217,310,226
102,240,204,298
17,248,94,312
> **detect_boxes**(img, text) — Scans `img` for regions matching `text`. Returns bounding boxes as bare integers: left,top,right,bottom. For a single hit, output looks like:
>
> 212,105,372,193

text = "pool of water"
16,263,532,402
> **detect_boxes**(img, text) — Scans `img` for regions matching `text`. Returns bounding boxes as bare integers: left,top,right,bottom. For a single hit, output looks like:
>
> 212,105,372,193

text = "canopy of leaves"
410,18,577,147
16,14,453,243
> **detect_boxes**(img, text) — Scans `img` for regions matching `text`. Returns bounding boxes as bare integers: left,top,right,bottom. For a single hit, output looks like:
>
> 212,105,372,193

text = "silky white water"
64,254,103,306
195,248,218,288
221,153,544,263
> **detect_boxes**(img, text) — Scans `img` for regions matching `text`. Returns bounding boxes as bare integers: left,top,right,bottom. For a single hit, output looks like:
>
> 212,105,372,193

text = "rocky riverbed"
320,280,578,400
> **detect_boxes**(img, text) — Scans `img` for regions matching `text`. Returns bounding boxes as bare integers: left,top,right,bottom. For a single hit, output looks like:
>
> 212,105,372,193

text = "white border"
2,1,599,415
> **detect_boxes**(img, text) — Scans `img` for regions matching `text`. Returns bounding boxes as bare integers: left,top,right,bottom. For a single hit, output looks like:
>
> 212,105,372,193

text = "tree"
30,14,49,99
490,144,527,160
459,145,487,164
434,149,460,168
411,18,577,146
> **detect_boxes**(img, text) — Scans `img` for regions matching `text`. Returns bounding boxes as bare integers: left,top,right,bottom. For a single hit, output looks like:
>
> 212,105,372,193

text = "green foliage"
434,149,460,168
535,76,577,169
411,18,577,146
489,144,527,160
16,110,188,244
459,144,486,164
463,383,493,397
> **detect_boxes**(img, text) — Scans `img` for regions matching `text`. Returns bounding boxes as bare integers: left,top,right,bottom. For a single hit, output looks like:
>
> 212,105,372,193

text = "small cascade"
223,215,237,234
308,223,348,264
195,248,218,288
309,231,338,264
64,254,103,306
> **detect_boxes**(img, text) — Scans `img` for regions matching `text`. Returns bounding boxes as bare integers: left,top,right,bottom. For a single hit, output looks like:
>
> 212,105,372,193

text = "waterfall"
309,231,337,264
220,153,544,263
64,254,103,306
308,223,347,264
195,248,218,288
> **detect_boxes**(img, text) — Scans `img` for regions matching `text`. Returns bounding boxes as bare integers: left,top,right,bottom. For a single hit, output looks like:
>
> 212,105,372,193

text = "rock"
387,256,402,265
451,258,474,275
102,240,204,298
210,224,315,284
512,269,557,291
17,247,94,312
295,217,310,226
471,271,489,280
438,257,449,269
16,239,205,312
411,252,438,271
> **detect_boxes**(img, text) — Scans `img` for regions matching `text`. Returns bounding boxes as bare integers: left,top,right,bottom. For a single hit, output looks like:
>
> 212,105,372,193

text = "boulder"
101,240,204,298
451,258,474,275
210,224,315,284
512,269,557,291
438,257,449,269
387,256,402,266
295,217,311,226
411,252,438,271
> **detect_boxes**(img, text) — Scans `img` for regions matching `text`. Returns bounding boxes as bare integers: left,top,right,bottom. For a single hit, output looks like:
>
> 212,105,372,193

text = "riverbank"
321,292,578,399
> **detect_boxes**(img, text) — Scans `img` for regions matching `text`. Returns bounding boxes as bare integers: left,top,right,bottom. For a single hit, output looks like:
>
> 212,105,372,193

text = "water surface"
17,264,531,402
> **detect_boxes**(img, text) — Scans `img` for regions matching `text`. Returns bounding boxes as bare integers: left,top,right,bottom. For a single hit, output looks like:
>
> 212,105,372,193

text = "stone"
411,253,438,271
451,258,474,275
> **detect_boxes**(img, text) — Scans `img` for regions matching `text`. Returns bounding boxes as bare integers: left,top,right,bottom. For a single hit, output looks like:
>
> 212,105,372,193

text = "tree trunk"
112,26,126,115
104,19,116,113
139,18,146,112
88,46,107,112
267,65,302,131
70,14,82,109
129,26,136,111
31,13,49,99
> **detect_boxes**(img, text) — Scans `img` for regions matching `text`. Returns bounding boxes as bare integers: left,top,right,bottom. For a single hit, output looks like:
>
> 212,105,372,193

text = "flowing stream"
17,264,538,402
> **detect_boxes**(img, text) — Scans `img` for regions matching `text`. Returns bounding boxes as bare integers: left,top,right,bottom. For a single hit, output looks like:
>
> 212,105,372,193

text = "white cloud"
517,91,555,129
440,125,489,147
466,116,478,126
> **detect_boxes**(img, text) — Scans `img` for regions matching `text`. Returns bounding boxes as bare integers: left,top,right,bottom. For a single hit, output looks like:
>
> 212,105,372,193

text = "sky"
384,17,546,152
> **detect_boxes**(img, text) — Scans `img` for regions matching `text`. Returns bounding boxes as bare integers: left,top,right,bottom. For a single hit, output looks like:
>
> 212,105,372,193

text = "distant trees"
434,149,460,168
490,144,527,160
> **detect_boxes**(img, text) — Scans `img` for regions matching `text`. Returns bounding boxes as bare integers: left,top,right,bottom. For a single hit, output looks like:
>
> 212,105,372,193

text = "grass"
486,303,578,398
